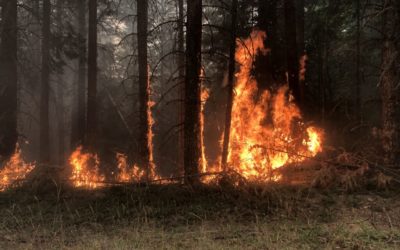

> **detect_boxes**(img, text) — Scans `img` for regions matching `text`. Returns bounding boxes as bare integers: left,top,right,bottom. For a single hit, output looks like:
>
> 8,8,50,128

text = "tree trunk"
86,0,97,148
355,0,361,121
184,0,202,185
56,0,65,164
284,0,301,106
256,0,281,87
71,0,87,148
40,0,51,163
296,0,305,55
177,0,185,174
137,0,153,179
381,0,399,165
296,0,306,107
0,0,18,160
221,0,237,170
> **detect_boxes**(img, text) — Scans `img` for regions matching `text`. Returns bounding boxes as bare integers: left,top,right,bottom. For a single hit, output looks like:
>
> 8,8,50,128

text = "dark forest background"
0,0,399,180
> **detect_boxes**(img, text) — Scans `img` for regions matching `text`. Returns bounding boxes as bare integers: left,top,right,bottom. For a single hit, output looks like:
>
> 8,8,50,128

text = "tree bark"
184,0,202,185
296,0,306,107
71,0,87,148
284,0,301,106
381,0,399,165
355,0,361,121
256,0,281,87
221,0,237,170
86,0,97,148
40,0,51,163
56,0,65,164
296,0,305,55
0,0,18,160
137,0,152,179
177,0,185,175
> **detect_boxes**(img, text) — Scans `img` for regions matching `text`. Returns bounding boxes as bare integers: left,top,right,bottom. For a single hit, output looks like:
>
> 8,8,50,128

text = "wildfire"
223,30,323,181
200,86,210,173
69,146,105,188
147,65,156,180
0,145,35,191
115,153,145,182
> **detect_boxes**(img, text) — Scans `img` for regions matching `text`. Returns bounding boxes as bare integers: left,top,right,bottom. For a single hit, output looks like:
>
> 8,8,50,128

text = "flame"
69,146,105,188
200,86,210,173
0,145,35,191
223,30,323,181
299,54,308,82
147,65,156,180
304,127,323,154
115,153,145,182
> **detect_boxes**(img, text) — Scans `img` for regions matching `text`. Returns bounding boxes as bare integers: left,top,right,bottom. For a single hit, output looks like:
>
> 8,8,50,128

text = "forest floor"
0,183,399,250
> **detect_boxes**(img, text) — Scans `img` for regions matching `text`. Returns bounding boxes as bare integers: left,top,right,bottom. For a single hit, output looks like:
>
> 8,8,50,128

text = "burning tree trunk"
0,0,18,161
177,0,185,175
137,0,154,179
381,0,399,165
71,0,87,148
184,0,202,185
86,0,98,148
284,0,302,106
40,0,51,163
221,0,238,170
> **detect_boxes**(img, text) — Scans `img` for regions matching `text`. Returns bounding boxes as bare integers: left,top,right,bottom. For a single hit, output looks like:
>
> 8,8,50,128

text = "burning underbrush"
0,145,35,191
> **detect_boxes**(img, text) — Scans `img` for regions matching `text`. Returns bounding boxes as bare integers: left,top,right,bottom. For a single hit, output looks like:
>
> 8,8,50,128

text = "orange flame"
0,145,35,191
200,86,210,173
147,65,156,180
224,30,323,181
115,153,146,182
299,54,308,82
69,146,105,188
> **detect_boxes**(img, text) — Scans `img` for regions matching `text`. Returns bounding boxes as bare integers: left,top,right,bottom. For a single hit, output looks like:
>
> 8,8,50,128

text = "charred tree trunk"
40,0,51,163
284,0,301,106
355,0,361,121
184,0,202,185
86,0,97,148
0,0,18,160
137,0,152,178
381,0,399,165
256,0,281,87
177,0,185,174
296,0,305,56
296,0,306,107
71,0,87,148
56,0,65,164
221,0,238,170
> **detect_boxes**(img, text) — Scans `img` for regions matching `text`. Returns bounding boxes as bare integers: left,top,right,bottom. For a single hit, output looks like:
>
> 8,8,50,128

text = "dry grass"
0,183,399,249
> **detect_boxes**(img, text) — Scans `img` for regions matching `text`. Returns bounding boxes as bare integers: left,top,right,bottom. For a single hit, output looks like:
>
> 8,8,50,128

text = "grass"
0,183,399,249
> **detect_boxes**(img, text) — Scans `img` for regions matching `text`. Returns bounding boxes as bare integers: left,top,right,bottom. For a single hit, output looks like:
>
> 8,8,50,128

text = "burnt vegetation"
0,0,399,248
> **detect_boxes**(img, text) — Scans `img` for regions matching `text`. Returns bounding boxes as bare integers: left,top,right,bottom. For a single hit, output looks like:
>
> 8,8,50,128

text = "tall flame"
147,65,156,179
69,146,105,188
200,86,210,173
0,145,35,191
224,30,323,181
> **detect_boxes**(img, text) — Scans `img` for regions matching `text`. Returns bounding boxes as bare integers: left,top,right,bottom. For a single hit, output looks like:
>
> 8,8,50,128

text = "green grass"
0,184,399,249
